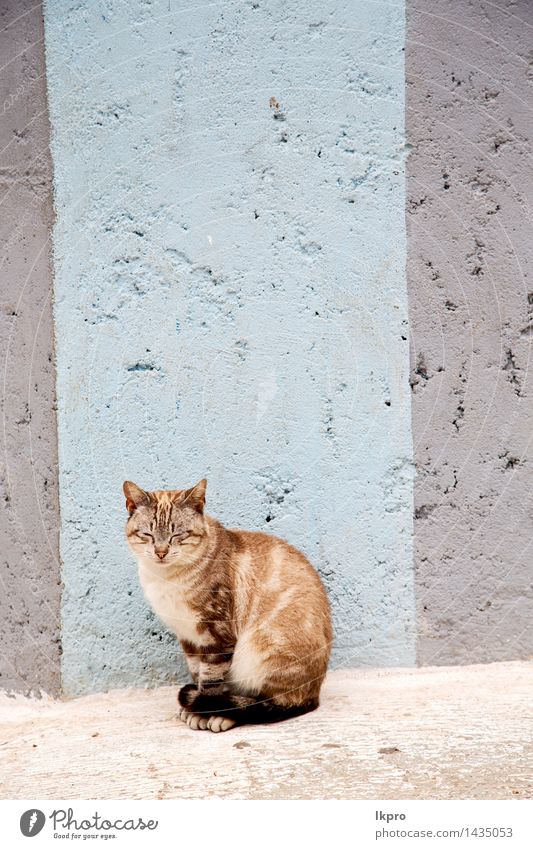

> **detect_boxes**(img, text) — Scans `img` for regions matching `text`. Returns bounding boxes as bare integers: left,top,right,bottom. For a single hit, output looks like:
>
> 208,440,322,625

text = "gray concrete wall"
407,0,533,664
0,0,61,693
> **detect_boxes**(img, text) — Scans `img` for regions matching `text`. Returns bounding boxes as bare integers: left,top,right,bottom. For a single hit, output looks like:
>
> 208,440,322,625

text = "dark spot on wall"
234,339,249,362
492,135,509,153
467,171,492,195
408,195,426,213
126,362,159,373
452,401,465,431
415,503,436,519
443,470,459,495
466,237,485,277
254,468,296,526
410,353,429,390
94,102,132,127
502,348,521,395
499,450,521,470
424,260,440,283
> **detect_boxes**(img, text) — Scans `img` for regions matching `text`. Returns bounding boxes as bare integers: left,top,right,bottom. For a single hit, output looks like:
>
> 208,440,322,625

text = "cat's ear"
179,478,207,513
123,481,150,515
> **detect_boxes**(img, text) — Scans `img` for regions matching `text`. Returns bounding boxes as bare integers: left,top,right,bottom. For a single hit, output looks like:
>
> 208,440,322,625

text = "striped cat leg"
177,643,205,729
178,652,236,732
198,651,233,696
177,650,234,731
194,652,236,732
181,644,200,684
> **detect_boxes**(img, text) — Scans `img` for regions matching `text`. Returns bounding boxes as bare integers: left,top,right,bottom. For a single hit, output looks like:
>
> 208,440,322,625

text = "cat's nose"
155,548,168,560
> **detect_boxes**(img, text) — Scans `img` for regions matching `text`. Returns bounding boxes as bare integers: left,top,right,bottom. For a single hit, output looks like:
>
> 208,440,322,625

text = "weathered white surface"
1,664,531,799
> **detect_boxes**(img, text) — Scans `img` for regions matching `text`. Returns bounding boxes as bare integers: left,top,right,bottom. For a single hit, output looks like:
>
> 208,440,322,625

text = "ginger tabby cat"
124,478,332,732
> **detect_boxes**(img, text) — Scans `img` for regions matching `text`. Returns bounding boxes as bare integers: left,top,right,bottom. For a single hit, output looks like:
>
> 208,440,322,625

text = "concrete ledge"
1,662,531,799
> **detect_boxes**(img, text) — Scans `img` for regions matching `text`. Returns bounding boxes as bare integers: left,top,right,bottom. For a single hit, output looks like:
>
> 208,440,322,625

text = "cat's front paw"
177,707,208,731
177,682,198,709
207,715,236,733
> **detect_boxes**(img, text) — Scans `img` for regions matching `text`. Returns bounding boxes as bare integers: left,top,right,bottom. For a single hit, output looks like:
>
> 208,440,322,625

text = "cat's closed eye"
136,532,154,542
171,532,193,544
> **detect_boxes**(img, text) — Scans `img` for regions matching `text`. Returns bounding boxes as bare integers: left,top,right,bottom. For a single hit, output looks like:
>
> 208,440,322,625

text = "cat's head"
123,478,208,566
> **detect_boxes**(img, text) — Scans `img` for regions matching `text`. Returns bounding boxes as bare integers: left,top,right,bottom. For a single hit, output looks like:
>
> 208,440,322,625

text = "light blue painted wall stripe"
44,0,415,695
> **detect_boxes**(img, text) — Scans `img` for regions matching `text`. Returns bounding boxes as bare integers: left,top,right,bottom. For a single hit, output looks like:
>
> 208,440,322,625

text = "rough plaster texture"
0,1,61,694
44,0,415,694
407,1,533,664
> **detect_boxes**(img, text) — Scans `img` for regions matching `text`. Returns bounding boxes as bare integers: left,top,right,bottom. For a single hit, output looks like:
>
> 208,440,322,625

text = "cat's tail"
178,683,318,726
